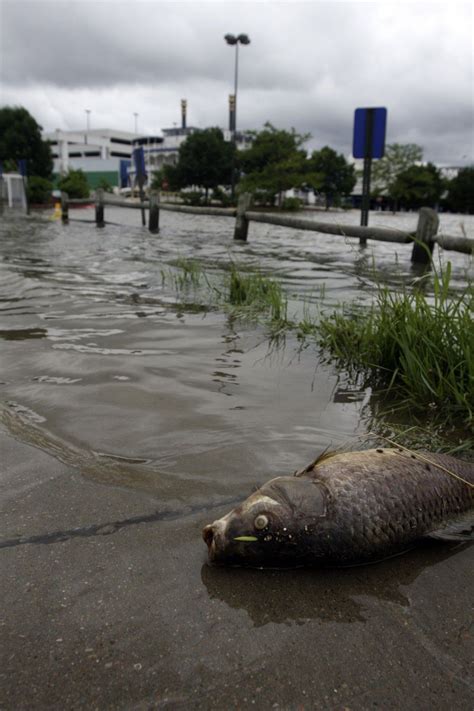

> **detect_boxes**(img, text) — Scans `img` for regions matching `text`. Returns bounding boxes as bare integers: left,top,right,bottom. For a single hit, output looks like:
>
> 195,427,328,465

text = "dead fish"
202,448,474,567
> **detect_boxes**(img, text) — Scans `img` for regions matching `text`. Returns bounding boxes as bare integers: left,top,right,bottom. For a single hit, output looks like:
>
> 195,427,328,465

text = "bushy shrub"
96,178,113,193
181,190,205,206
27,176,53,204
281,197,303,211
57,169,90,199
250,189,276,206
212,186,235,207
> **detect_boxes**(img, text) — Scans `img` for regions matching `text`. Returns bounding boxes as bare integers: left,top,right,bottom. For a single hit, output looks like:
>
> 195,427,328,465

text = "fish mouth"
202,524,215,552
202,522,223,563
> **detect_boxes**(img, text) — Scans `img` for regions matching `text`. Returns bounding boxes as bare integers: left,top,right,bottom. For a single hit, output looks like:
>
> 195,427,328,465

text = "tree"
307,146,356,209
57,169,90,199
173,128,234,201
0,106,53,179
151,164,182,192
238,123,312,204
391,163,444,209
372,143,423,202
446,167,474,213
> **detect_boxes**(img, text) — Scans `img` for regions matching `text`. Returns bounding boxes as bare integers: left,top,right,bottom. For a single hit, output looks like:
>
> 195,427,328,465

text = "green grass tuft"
172,257,203,289
225,265,290,329
162,256,473,432
319,262,474,424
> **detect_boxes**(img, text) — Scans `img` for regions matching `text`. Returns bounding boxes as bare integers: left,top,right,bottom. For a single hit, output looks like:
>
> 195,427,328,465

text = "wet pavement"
1,209,473,709
2,427,473,710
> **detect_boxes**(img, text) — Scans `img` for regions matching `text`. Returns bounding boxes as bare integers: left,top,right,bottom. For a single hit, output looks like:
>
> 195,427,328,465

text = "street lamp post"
85,109,91,144
134,112,139,134
224,33,250,196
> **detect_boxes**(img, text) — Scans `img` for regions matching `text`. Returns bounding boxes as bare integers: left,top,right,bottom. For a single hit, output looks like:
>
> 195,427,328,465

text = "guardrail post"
0,177,5,214
60,192,69,224
95,189,105,228
411,207,439,265
234,192,252,241
148,190,160,233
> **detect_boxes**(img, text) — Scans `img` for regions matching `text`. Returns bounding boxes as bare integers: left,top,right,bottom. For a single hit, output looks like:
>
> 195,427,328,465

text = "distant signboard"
132,147,147,182
18,159,28,177
353,107,387,159
120,159,131,188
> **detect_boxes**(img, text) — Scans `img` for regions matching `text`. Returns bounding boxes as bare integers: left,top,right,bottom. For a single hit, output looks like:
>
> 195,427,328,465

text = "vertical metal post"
229,95,236,132
148,190,160,233
225,33,250,196
22,176,30,215
230,43,239,198
95,188,105,228
137,178,146,226
234,42,239,132
0,176,5,215
61,192,69,224
360,108,375,240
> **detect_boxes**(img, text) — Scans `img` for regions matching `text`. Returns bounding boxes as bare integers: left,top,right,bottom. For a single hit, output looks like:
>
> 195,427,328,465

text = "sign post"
0,161,4,213
133,147,147,226
353,107,387,235
18,159,29,214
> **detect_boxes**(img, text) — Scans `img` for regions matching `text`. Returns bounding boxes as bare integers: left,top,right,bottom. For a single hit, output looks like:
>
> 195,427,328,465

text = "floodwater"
1,207,473,710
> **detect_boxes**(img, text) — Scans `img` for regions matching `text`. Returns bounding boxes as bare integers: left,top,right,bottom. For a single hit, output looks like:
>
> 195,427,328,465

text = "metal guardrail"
59,190,474,262
244,211,412,244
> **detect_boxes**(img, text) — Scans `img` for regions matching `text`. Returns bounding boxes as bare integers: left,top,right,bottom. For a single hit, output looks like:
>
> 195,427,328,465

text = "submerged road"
1,211,473,709
2,428,473,710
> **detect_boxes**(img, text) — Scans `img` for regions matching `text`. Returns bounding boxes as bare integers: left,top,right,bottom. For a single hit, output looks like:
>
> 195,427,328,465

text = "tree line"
152,123,357,210
371,143,473,213
1,106,473,213
153,124,473,213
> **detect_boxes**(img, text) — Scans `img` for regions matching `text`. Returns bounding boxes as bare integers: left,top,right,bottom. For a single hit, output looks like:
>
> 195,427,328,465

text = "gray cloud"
1,0,472,165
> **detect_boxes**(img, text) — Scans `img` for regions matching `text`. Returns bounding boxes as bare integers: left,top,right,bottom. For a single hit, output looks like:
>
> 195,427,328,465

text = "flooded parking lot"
1,207,473,709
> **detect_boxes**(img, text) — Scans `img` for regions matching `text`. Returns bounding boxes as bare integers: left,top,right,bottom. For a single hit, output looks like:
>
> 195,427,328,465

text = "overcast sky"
1,0,473,164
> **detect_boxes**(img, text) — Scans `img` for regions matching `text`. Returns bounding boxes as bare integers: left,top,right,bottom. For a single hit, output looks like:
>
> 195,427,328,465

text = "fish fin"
294,447,337,477
425,512,474,542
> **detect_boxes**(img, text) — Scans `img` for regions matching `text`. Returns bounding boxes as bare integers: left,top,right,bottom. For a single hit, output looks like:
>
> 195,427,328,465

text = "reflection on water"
0,209,472,496
1,210,472,709
200,541,469,627
0,327,47,340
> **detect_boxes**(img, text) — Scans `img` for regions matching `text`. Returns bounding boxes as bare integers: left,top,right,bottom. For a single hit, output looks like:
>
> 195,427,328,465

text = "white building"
43,123,254,189
43,128,139,187
127,127,253,186
130,127,199,176
438,165,463,180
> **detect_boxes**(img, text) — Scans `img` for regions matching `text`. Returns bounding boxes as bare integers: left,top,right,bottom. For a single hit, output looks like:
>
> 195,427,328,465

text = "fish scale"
203,448,474,567
309,450,473,562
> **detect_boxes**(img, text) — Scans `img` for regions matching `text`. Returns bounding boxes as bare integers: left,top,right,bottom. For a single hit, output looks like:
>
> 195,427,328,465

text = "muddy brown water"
1,208,473,710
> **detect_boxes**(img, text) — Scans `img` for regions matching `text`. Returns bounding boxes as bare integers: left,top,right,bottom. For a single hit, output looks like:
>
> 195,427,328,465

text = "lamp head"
224,33,250,45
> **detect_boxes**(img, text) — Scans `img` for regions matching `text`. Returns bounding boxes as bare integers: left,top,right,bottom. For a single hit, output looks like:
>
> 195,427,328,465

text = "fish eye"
254,514,269,530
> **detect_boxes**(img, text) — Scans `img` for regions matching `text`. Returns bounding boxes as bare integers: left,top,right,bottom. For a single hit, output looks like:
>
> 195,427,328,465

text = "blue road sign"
18,159,28,177
132,147,147,181
353,107,387,159
120,159,131,188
